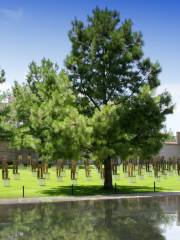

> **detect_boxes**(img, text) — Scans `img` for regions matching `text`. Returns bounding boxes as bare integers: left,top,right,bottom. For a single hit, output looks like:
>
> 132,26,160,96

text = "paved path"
0,192,180,205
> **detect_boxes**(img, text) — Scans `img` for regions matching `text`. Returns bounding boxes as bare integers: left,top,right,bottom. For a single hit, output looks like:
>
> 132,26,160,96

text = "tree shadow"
117,185,164,194
41,184,164,197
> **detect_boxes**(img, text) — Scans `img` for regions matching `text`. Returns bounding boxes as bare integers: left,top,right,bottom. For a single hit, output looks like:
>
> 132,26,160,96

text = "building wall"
0,141,17,162
159,143,180,159
0,141,38,163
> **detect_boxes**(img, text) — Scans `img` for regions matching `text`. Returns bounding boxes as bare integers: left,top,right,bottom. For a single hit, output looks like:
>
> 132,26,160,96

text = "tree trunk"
104,155,113,189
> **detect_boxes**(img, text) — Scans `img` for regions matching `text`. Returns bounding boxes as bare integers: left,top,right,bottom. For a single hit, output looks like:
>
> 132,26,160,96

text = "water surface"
0,195,180,239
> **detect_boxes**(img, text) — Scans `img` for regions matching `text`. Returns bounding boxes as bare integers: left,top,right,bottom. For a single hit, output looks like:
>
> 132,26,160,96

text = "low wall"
0,141,38,163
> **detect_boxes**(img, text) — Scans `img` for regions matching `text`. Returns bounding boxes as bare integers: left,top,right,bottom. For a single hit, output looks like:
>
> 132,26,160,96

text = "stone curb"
0,192,180,205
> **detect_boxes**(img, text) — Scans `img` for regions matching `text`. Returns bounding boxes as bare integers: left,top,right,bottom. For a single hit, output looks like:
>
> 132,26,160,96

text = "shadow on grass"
41,185,164,197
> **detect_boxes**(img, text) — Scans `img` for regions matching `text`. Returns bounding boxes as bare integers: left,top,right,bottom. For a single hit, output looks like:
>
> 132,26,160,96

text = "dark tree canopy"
119,88,173,158
66,7,162,112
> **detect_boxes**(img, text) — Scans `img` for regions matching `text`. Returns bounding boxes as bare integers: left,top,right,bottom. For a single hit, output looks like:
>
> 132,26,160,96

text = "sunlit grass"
0,165,180,198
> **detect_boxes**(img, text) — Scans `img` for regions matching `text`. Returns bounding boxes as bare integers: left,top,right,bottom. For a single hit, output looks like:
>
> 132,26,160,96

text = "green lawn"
0,166,180,198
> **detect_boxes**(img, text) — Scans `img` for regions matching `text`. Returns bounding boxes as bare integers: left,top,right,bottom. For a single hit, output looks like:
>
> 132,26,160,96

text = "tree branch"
79,88,101,111
115,70,152,105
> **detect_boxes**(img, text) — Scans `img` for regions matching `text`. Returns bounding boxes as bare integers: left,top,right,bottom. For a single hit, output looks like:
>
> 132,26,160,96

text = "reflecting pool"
0,195,180,239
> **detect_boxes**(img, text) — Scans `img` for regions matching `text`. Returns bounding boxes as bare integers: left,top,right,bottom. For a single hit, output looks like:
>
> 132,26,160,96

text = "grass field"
0,165,180,198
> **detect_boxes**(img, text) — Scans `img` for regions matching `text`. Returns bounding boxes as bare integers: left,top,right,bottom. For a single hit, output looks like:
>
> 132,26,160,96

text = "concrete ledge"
0,192,180,205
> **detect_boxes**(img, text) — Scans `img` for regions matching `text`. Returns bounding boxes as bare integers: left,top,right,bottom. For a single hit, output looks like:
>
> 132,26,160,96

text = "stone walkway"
0,192,180,205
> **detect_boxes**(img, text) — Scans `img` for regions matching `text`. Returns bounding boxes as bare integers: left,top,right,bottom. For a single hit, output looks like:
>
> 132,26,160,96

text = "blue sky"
0,0,180,133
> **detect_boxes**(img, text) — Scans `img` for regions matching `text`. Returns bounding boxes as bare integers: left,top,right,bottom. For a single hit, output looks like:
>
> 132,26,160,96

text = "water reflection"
0,196,180,239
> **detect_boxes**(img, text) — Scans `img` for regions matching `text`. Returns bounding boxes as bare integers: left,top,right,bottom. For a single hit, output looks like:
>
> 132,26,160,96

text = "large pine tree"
66,7,173,188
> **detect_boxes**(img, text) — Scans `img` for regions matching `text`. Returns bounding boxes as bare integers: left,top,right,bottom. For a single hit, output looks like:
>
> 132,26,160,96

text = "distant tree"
165,129,175,142
0,68,5,84
9,59,90,163
0,68,12,140
66,7,173,188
